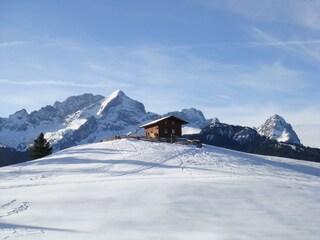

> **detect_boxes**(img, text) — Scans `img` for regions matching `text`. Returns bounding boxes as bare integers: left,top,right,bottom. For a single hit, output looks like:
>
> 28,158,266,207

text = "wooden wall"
144,117,184,138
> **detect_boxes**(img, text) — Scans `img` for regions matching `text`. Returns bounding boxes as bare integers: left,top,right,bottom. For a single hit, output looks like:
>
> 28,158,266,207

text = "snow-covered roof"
140,115,188,128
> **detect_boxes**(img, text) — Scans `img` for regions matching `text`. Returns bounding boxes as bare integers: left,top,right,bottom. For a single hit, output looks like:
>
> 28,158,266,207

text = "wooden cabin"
140,116,188,139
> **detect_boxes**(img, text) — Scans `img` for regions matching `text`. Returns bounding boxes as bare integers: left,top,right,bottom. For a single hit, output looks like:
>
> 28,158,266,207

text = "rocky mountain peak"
180,108,206,122
54,93,104,117
9,109,28,120
257,114,301,145
270,114,286,124
97,90,145,117
165,108,215,128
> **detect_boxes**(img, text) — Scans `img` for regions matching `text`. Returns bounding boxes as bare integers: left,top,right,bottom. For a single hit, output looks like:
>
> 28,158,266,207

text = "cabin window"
172,129,175,134
165,121,167,124
172,120,175,125
165,129,168,134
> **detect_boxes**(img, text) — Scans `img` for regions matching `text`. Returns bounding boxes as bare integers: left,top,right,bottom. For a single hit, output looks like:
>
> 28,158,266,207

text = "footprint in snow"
0,200,31,219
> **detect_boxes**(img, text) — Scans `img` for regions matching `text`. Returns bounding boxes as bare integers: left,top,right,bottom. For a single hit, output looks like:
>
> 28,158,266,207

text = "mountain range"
0,90,319,166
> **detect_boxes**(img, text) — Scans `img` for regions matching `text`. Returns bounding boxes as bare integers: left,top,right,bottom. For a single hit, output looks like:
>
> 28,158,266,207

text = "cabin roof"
140,115,188,128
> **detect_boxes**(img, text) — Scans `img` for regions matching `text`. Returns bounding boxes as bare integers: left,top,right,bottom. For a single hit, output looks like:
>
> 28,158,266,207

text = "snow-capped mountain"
165,108,218,135
46,90,158,150
0,90,304,153
0,93,104,150
1,90,217,152
165,108,216,128
257,114,301,145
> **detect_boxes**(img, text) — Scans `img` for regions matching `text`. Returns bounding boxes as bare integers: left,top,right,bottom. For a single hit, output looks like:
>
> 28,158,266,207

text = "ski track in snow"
0,201,31,219
1,228,45,240
0,139,319,240
110,140,191,176
0,200,41,240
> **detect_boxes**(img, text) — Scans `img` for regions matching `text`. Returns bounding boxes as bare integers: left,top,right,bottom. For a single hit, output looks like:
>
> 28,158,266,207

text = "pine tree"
30,133,52,159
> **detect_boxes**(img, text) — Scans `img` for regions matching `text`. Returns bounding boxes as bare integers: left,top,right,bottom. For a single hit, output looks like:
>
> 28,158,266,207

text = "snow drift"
0,139,319,240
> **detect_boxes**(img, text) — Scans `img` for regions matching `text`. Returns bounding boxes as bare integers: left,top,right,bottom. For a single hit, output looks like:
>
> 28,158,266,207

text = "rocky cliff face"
257,114,301,145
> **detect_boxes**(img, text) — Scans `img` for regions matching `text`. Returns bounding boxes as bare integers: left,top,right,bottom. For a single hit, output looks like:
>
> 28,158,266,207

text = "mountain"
46,90,158,150
0,93,104,150
192,120,269,152
257,114,301,145
165,108,216,128
165,108,217,135
198,120,262,147
186,120,320,162
0,90,310,162
0,90,158,151
0,139,319,239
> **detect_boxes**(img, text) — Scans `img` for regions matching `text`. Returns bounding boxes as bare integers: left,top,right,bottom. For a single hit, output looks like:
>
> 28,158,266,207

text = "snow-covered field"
0,139,319,240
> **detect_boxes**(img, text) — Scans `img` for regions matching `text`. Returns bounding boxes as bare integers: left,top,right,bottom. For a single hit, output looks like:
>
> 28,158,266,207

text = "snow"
97,90,123,116
257,114,301,145
0,139,319,240
140,115,187,128
182,126,201,135
0,121,64,150
280,143,297,150
139,115,171,127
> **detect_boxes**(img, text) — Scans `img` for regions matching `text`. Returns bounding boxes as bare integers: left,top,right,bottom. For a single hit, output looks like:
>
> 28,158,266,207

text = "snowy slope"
0,139,319,240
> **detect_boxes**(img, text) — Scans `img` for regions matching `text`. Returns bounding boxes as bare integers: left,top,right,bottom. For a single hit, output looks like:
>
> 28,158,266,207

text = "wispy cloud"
40,38,85,51
84,43,309,94
0,41,31,47
249,27,320,62
197,0,320,30
0,78,130,88
250,39,320,47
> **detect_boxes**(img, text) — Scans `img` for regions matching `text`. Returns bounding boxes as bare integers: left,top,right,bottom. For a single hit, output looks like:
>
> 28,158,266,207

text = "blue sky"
0,0,319,147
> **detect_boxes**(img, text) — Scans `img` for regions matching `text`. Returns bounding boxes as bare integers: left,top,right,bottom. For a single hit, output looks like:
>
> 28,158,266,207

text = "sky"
0,0,319,147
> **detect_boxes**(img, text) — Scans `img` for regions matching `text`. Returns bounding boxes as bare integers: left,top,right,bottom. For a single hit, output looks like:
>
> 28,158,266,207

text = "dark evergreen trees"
30,133,52,159
185,124,320,163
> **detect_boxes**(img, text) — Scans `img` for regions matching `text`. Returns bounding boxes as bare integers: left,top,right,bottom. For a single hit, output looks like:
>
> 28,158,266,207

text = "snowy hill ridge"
0,139,319,239
257,114,301,145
